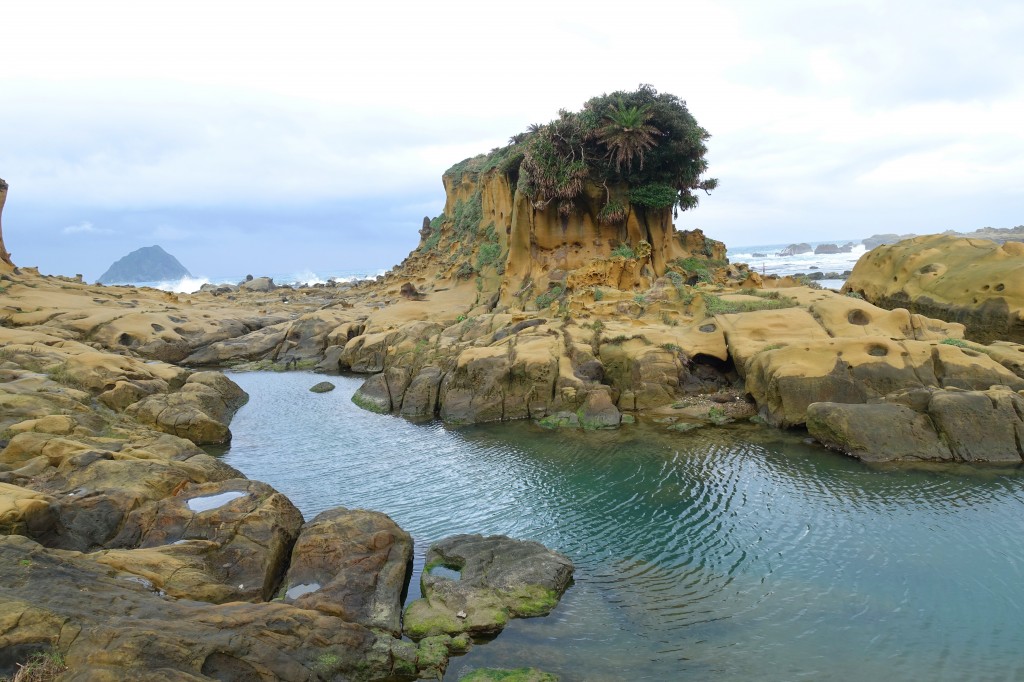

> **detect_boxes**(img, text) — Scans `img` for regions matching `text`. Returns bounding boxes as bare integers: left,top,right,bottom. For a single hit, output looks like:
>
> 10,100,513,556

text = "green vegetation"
447,84,716,220
0,650,67,682
536,284,565,309
672,256,727,284
703,294,798,316
477,242,502,270
598,200,627,225
940,338,970,348
452,191,483,237
592,287,604,301
459,667,560,682
455,262,475,280
633,293,647,305
846,291,865,299
629,183,679,209
611,244,636,259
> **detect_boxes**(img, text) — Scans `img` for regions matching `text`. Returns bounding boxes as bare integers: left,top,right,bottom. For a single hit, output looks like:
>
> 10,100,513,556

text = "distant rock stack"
0,177,13,267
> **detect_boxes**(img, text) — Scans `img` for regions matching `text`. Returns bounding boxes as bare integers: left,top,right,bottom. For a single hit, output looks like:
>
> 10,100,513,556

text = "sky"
2,0,1022,282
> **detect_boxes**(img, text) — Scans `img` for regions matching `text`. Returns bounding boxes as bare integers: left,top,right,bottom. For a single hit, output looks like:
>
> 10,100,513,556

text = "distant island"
97,244,191,284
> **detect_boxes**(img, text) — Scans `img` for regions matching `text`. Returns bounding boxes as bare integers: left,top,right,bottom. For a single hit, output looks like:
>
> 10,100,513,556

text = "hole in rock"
186,491,246,513
867,344,889,357
847,309,870,325
427,563,463,581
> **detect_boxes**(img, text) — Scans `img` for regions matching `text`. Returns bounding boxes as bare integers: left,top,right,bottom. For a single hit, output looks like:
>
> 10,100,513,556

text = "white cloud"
62,221,112,235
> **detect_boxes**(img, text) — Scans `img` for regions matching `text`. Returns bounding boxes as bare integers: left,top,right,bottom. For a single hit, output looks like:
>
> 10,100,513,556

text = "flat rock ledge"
807,385,1024,463
403,534,574,640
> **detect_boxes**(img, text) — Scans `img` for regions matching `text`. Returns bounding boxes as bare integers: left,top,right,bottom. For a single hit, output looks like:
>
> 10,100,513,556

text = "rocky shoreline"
2,139,1023,679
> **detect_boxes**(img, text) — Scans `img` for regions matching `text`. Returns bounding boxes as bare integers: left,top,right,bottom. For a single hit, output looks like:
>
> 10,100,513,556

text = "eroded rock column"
0,177,12,267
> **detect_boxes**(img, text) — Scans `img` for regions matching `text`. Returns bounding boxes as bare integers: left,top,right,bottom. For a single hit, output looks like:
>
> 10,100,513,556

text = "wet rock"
403,534,573,640
281,508,412,636
0,535,420,681
309,381,335,393
807,386,1024,462
111,479,303,601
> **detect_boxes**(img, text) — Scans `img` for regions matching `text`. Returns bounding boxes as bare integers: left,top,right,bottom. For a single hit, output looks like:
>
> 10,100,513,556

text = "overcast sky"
2,0,1022,282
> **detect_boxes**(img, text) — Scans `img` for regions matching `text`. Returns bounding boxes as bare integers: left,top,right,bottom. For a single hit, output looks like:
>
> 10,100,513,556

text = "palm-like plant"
597,102,661,172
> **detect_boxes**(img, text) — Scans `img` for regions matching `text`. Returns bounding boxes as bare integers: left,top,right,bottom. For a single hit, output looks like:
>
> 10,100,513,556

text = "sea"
129,240,865,294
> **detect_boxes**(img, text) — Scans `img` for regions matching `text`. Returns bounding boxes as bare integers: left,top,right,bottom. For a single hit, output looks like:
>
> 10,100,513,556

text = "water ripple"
223,372,1024,682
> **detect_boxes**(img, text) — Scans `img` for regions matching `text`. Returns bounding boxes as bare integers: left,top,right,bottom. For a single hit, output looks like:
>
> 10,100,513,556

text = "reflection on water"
223,372,1024,681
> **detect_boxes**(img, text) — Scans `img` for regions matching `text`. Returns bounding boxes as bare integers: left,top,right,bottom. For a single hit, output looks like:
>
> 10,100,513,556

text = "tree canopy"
447,85,717,222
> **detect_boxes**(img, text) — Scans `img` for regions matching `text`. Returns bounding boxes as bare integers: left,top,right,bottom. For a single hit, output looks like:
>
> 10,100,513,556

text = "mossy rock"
309,381,335,393
460,668,559,682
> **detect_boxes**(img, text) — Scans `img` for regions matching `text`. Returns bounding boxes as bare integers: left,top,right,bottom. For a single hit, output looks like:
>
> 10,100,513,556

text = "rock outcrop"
0,177,12,268
845,235,1024,343
404,534,574,640
281,508,412,636
807,385,1024,463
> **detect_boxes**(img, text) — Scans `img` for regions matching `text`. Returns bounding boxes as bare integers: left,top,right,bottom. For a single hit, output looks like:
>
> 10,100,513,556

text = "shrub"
611,244,636,259
629,183,679,209
476,243,502,270
536,284,565,309
593,287,604,301
703,294,798,316
598,200,627,225
940,338,969,348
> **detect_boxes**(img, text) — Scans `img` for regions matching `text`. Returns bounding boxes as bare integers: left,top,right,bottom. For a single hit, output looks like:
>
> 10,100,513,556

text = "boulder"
0,535,423,681
807,386,1024,462
280,508,412,636
845,235,1024,343
778,243,812,256
403,534,573,640
124,371,248,444
239,276,276,292
111,479,304,601
309,381,335,393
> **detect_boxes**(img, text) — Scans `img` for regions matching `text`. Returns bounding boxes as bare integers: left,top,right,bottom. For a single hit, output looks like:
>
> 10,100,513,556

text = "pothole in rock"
186,491,246,513
427,564,463,581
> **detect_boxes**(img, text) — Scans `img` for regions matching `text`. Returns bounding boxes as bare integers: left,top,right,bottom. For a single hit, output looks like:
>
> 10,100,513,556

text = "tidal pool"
223,372,1024,681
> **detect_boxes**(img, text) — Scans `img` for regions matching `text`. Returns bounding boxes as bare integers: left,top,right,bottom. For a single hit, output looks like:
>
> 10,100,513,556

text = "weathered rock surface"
0,535,424,681
845,235,1024,343
807,386,1024,462
111,478,303,601
281,508,412,636
404,534,574,640
125,371,248,444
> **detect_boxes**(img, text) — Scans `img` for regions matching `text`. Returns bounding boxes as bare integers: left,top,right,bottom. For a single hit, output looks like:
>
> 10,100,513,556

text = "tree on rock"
509,84,718,220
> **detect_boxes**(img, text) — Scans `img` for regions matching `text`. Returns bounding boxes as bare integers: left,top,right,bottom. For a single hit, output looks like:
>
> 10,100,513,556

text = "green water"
223,372,1024,681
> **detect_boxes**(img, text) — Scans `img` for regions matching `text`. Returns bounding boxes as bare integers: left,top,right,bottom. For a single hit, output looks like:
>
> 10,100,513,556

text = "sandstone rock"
0,535,422,681
403,534,573,640
239,276,276,292
845,235,1024,343
111,479,303,602
578,388,621,429
745,336,1024,427
124,371,247,444
281,508,412,636
807,386,1024,462
0,483,58,537
779,243,812,256
399,366,443,419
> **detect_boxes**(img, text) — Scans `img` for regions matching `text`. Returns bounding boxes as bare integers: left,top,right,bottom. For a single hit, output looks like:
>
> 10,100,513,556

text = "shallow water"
223,372,1024,681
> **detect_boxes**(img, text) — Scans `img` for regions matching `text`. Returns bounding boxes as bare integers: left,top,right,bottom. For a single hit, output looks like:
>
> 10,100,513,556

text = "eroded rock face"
0,535,422,681
845,235,1024,343
403,534,574,640
807,386,1024,462
125,371,248,444
111,479,303,602
281,508,412,636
